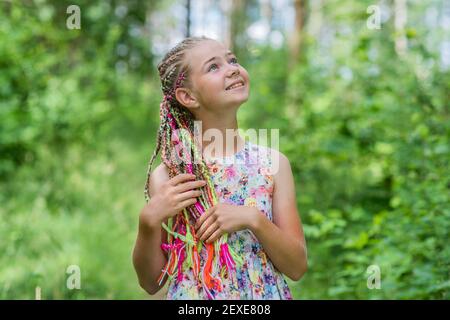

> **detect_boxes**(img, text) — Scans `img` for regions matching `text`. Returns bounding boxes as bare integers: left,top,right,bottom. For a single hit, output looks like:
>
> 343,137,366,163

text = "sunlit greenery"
1,0,448,299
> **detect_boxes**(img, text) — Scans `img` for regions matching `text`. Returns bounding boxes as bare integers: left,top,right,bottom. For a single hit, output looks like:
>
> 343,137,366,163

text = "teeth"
227,82,243,90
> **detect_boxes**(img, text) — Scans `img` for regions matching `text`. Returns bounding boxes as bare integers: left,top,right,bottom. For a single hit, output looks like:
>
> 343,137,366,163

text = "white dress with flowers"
166,140,293,300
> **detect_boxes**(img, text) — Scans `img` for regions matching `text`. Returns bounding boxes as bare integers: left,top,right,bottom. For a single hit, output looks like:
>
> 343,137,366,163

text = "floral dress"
166,140,293,300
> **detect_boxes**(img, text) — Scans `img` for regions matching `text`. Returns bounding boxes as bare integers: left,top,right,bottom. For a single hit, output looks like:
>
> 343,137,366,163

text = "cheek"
241,68,250,83
201,74,223,89
196,80,214,95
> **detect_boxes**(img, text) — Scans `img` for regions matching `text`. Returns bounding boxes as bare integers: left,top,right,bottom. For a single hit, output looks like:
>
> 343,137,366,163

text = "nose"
227,65,240,78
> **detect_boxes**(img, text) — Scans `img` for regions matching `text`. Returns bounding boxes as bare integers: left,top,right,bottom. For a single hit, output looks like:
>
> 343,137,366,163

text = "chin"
229,102,247,111
232,90,250,104
220,87,250,108
229,96,249,109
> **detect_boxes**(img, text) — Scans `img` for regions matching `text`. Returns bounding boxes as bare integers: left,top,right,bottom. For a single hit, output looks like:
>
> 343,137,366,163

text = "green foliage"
0,0,161,299
1,0,448,299
278,1,449,299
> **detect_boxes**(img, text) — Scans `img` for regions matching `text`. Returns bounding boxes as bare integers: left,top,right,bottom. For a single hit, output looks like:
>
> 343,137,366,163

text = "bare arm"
132,164,169,295
249,151,308,281
132,165,206,295
132,218,169,295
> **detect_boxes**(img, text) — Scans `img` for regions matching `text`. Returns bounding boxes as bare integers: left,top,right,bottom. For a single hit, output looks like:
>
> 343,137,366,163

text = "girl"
132,36,307,300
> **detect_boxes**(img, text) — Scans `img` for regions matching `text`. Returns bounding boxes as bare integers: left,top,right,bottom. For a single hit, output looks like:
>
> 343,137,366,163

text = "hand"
140,173,206,230
194,203,258,244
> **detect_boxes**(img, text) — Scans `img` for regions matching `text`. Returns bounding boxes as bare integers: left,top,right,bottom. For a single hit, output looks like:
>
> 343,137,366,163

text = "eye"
230,57,238,64
208,63,218,72
207,57,239,72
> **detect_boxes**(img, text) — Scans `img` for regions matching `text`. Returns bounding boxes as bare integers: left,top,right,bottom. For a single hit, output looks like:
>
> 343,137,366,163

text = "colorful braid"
144,37,242,298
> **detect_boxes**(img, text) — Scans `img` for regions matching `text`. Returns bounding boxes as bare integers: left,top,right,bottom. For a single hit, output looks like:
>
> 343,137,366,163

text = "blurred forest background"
0,0,449,299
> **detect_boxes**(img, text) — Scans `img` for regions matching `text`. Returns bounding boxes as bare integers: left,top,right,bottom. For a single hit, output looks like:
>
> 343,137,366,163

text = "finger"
205,228,223,244
196,213,216,239
175,198,198,212
175,180,207,193
199,222,219,242
195,205,216,230
169,173,196,186
176,189,202,202
196,215,210,239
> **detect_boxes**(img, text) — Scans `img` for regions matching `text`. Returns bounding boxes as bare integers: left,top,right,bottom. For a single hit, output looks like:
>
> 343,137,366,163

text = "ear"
175,87,200,111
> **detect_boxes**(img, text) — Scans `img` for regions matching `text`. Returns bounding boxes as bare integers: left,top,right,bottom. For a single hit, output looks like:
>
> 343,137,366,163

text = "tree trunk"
309,0,323,37
289,0,307,68
228,0,247,57
186,0,191,37
394,0,408,57
260,0,274,31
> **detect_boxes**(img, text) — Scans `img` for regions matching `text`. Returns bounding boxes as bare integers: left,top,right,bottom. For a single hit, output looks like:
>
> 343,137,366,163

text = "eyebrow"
202,51,234,69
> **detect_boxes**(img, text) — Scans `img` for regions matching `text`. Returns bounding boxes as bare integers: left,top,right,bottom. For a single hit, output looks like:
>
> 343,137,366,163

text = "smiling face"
178,40,250,115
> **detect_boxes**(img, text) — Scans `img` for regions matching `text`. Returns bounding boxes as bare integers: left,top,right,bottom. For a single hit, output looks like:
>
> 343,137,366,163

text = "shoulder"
270,148,289,166
254,143,290,175
258,147,292,191
271,149,290,180
269,149,297,212
247,142,290,176
148,163,170,196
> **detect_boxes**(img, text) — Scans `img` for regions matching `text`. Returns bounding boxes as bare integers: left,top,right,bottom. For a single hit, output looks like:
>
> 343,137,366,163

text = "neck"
194,110,245,158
